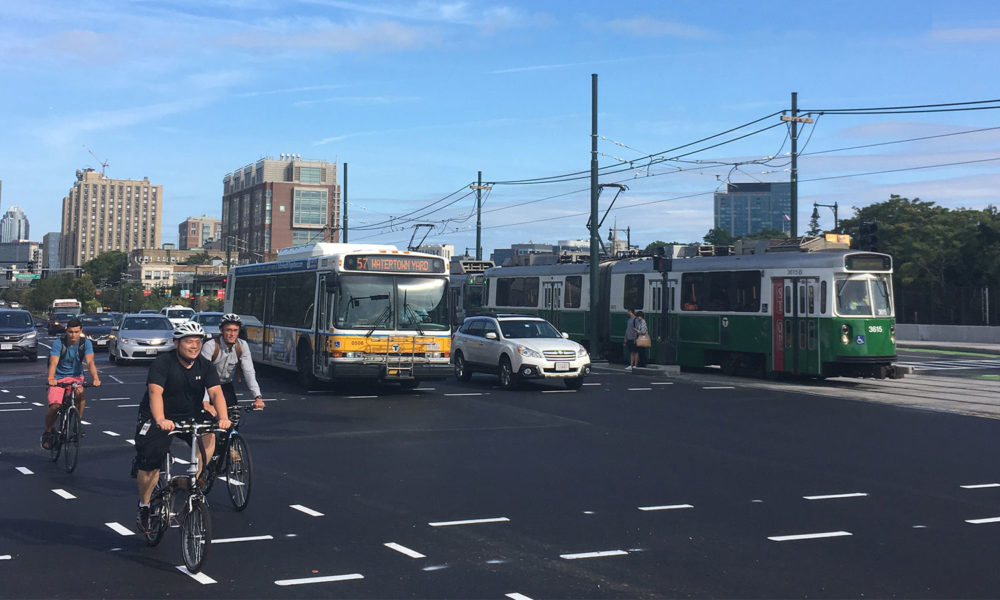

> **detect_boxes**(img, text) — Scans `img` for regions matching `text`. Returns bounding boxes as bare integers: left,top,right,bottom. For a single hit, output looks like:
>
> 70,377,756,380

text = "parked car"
451,313,591,389
191,311,224,339
79,313,119,352
108,314,175,364
160,305,196,327
47,311,78,335
0,309,38,361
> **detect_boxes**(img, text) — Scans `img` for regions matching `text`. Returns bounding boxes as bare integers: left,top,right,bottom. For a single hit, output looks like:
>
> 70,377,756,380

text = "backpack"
210,338,243,382
58,336,87,362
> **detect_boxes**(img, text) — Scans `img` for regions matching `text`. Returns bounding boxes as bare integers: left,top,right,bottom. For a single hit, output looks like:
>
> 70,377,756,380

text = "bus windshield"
335,275,448,331
835,274,893,317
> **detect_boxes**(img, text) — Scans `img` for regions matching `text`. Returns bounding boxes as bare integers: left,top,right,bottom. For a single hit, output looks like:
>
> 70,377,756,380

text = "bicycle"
203,404,257,511
142,420,219,573
48,381,89,473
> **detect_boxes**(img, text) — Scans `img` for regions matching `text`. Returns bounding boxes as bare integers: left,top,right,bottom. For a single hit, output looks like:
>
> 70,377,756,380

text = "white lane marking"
16,467,33,475
15,395,25,399
100,397,131,401
126,439,135,445
172,457,190,465
0,555,11,560
212,535,274,544
290,504,324,517
32,402,44,407
1,389,7,393
109,375,123,384
768,531,852,541
429,517,510,527
217,476,245,486
966,517,1000,524
582,382,602,386
444,393,483,397
347,395,378,399
52,489,76,500
560,550,628,560
506,594,534,600
103,430,120,437
962,483,1000,489
804,493,869,500
703,386,735,390
541,390,576,394
81,420,91,425
651,382,674,385
638,504,693,511
0,408,31,412
105,522,134,536
0,401,24,405
275,573,364,586
414,388,436,391
176,566,217,584
117,404,139,408
384,542,426,558
627,388,652,391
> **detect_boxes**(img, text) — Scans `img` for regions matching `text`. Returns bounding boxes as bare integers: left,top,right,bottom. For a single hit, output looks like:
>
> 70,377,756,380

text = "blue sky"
2,0,999,258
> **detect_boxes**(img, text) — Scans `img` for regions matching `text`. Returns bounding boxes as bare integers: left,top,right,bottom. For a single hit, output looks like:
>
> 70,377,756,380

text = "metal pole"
589,74,601,357
476,171,482,260
790,91,798,238
342,162,348,243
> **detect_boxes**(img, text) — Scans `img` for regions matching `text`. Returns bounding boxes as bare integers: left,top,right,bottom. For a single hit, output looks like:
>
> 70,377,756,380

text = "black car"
0,309,38,361
80,313,118,352
48,311,78,335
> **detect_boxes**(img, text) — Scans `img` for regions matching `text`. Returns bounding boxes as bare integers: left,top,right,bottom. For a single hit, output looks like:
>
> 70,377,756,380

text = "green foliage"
807,209,822,236
702,228,735,246
185,252,213,266
82,250,128,285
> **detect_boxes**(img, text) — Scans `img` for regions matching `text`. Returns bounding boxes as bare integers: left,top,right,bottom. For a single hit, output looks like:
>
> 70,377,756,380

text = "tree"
702,228,735,246
807,208,822,236
82,250,128,285
185,252,213,266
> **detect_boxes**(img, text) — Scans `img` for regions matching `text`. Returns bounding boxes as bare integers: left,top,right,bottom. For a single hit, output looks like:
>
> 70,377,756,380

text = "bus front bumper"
330,360,453,381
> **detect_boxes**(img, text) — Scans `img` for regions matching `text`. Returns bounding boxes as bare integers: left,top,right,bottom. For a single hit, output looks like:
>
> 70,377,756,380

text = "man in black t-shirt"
134,321,231,533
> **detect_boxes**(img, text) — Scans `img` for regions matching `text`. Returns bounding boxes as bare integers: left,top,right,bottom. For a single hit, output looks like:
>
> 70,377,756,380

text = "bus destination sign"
345,255,445,274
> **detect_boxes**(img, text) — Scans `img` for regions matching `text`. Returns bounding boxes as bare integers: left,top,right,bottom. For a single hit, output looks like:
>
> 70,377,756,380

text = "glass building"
713,182,791,237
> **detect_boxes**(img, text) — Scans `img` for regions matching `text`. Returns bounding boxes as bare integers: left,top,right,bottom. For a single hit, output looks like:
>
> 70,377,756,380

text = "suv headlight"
24,331,36,340
577,346,588,358
517,345,543,359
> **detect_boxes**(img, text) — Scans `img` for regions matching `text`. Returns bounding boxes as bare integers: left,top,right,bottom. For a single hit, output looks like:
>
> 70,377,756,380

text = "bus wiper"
366,306,393,337
403,302,425,335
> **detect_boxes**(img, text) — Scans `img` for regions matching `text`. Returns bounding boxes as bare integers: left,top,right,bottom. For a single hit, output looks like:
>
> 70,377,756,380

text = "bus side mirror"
325,276,338,293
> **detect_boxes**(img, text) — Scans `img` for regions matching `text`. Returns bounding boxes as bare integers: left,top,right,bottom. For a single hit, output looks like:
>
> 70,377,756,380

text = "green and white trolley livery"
483,249,899,378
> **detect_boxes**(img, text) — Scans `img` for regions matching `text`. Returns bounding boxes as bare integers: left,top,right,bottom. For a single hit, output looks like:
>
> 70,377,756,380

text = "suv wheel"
498,356,518,390
454,352,472,382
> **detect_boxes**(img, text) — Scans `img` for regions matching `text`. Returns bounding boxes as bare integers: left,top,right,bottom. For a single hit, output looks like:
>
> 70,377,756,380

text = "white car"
160,305,196,327
108,314,175,364
452,314,590,389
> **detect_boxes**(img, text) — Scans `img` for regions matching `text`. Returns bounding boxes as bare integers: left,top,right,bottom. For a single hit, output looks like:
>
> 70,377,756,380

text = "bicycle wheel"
180,498,211,573
49,410,64,463
62,406,80,473
143,483,169,547
225,434,253,511
202,433,225,495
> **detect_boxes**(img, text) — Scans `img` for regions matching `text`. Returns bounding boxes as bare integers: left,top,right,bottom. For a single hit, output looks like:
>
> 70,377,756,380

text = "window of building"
293,189,328,227
299,167,321,184
292,229,324,245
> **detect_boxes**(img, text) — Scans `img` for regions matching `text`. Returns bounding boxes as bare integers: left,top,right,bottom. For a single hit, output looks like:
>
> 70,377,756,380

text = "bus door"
314,273,332,379
262,277,276,361
542,281,562,327
772,277,821,375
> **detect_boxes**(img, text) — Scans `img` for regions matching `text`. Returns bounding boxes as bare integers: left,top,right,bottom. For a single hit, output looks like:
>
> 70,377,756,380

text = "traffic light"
4,270,10,280
26,261,34,273
857,221,879,251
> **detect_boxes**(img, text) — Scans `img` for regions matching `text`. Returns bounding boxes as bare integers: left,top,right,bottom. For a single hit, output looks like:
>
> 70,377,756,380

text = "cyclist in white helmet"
133,321,230,534
200,313,264,411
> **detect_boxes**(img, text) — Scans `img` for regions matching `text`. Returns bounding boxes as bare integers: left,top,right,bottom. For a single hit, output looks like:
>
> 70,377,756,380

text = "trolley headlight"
840,323,850,345
890,324,896,344
517,345,543,359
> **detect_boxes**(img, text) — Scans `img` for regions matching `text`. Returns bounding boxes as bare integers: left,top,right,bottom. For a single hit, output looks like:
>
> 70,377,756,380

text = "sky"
1,0,999,259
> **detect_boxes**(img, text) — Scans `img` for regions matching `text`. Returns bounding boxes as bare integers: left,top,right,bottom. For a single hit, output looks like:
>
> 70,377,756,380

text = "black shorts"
133,412,211,472
625,339,637,352
220,382,238,408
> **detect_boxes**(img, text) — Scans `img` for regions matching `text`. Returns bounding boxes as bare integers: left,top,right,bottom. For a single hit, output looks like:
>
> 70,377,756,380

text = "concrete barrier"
896,324,1000,344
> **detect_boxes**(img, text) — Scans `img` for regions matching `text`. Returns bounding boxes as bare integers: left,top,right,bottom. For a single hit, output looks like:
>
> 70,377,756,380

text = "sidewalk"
896,340,1000,355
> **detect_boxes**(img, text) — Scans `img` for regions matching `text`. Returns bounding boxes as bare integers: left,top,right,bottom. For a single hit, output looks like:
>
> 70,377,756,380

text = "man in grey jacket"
200,313,265,411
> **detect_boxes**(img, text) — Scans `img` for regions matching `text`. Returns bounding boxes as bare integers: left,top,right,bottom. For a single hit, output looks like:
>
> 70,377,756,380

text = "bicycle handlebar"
165,421,221,435
50,381,92,388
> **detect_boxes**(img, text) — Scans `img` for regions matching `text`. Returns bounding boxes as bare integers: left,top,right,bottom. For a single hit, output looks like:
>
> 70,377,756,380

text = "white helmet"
172,321,206,340
220,313,241,326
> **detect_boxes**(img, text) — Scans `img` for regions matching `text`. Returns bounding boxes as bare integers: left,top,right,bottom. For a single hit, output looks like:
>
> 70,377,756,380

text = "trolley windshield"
834,273,893,317
335,274,449,331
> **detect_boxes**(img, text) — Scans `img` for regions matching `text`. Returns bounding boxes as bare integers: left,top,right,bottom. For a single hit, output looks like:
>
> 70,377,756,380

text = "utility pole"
781,92,813,238
589,74,600,357
812,201,839,230
470,172,491,260
342,162,348,243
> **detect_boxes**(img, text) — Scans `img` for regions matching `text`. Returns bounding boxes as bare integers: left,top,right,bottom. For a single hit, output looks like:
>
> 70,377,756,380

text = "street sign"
12,273,40,280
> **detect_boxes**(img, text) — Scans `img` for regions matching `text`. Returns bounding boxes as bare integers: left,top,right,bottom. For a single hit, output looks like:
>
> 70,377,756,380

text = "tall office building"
714,182,791,238
43,232,61,270
222,154,340,263
0,205,29,243
178,215,222,250
60,169,163,266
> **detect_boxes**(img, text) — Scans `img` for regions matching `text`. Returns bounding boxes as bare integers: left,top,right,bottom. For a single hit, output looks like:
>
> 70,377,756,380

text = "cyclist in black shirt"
134,321,231,533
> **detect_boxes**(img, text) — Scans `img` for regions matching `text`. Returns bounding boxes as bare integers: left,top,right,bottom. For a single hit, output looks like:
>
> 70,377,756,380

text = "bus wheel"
296,344,319,390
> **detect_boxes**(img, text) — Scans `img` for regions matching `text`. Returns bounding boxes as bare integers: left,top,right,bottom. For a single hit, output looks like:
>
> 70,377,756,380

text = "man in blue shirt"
42,318,101,449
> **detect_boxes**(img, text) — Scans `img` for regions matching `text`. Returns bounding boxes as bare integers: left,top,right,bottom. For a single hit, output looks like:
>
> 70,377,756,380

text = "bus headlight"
426,352,443,358
841,324,850,345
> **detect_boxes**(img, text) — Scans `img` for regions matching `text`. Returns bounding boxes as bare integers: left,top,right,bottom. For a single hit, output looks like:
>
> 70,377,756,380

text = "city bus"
224,243,452,389
49,298,83,318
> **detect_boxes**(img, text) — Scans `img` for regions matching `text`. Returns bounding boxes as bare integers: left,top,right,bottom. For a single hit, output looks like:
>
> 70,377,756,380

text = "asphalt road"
3,337,1000,598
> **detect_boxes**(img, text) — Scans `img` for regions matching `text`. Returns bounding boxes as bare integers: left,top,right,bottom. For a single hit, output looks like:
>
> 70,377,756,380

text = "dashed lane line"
108,375,124,384
541,390,576,394
638,504,693,511
384,542,426,558
627,388,652,391
0,555,11,560
429,517,510,527
966,517,1000,524
15,395,25,399
275,574,364,586
212,535,274,544
560,550,628,560
444,393,483,397
52,489,76,500
105,522,134,536
16,467,33,475
117,404,139,408
348,396,379,399
651,382,674,385
0,401,24,405
0,408,31,412
290,504,324,517
768,531,852,541
703,386,736,390
506,594,534,600
804,493,869,500
962,483,1000,489
31,402,43,407
103,431,121,437
176,566,216,584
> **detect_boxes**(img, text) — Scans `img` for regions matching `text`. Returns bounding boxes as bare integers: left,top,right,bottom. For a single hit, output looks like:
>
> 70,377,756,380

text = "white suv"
452,314,591,389
160,305,196,327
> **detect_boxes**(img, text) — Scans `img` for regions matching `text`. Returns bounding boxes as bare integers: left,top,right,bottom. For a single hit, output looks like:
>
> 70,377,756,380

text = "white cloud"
219,20,430,52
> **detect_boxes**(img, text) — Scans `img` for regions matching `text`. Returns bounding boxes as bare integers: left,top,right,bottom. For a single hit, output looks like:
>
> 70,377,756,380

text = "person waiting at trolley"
624,308,637,371
134,321,230,534
200,313,265,411
633,311,649,368
42,318,101,450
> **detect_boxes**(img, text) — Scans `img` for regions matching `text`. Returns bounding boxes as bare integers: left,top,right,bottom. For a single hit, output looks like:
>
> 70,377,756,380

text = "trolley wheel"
181,499,212,573
225,435,253,511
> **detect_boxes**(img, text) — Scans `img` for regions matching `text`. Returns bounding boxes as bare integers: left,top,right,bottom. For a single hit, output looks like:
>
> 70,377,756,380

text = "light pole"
812,202,839,231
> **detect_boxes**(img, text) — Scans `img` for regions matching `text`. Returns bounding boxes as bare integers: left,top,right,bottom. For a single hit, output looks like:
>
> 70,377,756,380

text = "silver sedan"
108,314,175,364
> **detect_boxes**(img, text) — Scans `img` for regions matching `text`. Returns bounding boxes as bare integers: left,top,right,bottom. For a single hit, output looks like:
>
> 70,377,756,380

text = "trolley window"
496,277,539,307
624,274,644,310
681,271,761,312
835,273,893,317
564,276,582,309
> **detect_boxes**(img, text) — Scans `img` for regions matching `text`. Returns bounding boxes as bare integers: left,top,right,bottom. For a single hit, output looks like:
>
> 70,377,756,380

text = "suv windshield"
166,309,195,319
196,314,223,326
122,317,172,330
334,275,448,331
0,312,32,328
499,319,562,339
81,315,116,326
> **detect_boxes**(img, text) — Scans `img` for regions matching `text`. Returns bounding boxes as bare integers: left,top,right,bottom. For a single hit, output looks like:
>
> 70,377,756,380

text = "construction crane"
82,145,109,177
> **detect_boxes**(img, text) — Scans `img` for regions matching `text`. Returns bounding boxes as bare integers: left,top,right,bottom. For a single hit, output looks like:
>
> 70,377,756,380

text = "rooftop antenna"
83,144,109,177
